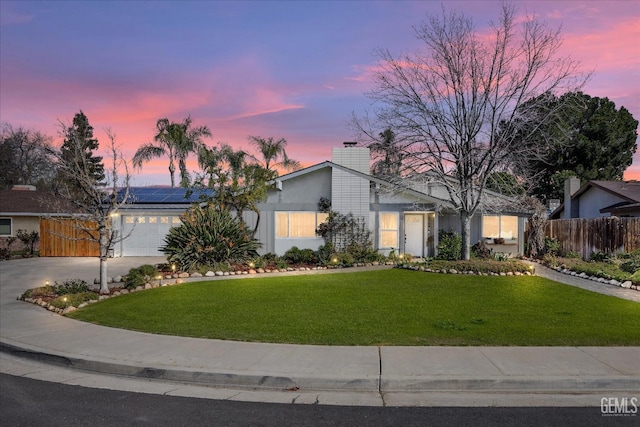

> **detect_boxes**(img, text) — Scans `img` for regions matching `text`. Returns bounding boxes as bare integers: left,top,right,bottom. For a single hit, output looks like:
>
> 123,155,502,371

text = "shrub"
471,240,492,259
124,264,158,289
161,204,261,271
565,251,581,259
590,251,612,263
21,285,57,299
316,244,334,266
620,259,640,274
282,247,319,265
54,279,90,295
50,292,98,309
544,237,560,256
436,229,462,260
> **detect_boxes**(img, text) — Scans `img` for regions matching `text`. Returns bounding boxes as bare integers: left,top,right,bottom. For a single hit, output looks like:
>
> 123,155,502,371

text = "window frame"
275,212,328,239
379,212,399,249
482,215,519,241
0,218,12,237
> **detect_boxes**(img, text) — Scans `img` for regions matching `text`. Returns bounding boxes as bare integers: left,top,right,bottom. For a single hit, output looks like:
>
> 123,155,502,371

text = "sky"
1,0,639,186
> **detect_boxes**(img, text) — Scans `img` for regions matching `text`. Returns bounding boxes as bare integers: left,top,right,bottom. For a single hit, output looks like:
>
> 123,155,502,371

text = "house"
108,144,528,258
549,177,640,219
248,144,528,257
0,185,76,252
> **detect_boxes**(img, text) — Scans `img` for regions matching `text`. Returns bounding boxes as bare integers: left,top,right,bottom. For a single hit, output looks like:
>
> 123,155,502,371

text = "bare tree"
353,2,586,259
0,123,57,190
49,125,132,294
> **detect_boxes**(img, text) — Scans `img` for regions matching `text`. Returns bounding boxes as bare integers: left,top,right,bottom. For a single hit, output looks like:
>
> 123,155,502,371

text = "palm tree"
133,116,211,187
370,128,403,178
248,136,300,173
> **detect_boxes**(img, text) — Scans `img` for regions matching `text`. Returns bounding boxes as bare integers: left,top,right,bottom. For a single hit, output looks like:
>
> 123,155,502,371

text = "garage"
113,187,209,257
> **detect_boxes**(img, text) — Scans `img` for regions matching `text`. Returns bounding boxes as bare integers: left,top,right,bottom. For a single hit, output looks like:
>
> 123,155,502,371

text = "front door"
404,214,424,257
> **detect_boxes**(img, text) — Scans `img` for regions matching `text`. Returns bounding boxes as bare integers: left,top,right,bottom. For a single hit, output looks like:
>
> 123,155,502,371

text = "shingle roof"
0,190,77,215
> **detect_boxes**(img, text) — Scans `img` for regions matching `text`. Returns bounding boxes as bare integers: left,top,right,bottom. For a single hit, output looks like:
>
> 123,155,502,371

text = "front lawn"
69,269,640,346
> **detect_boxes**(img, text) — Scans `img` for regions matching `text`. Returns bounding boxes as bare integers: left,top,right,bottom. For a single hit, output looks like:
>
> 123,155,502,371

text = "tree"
353,2,584,259
511,92,638,202
248,136,301,173
50,122,132,294
0,123,58,191
194,143,273,233
369,128,404,178
133,116,212,187
60,111,105,188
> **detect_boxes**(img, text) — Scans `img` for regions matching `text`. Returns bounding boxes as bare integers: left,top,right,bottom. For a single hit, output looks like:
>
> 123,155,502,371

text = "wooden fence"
545,217,640,259
40,218,100,257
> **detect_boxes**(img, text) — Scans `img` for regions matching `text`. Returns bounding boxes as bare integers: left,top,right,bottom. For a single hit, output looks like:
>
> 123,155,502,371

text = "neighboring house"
0,185,75,252
109,144,528,258
549,177,640,219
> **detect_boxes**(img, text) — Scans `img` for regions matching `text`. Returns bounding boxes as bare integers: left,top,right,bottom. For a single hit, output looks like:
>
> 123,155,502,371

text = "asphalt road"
1,374,632,427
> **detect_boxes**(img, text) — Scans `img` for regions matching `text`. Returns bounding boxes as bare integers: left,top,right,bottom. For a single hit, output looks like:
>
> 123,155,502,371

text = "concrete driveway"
0,256,167,300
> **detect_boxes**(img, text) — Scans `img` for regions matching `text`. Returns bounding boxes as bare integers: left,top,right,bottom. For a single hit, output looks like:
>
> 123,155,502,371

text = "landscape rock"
144,283,152,289
178,272,190,278
215,271,224,276
114,275,122,283
190,272,202,278
621,281,632,289
205,271,215,277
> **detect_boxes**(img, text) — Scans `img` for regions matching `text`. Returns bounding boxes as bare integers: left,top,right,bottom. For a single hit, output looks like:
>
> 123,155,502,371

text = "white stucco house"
111,143,529,258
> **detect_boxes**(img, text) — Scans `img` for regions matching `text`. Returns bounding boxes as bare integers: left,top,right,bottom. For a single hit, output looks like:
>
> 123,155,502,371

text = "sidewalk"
1,258,639,406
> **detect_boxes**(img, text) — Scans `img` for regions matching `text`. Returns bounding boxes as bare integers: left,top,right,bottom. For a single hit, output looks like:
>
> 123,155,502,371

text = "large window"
379,212,399,248
0,218,11,236
483,215,518,240
276,212,328,238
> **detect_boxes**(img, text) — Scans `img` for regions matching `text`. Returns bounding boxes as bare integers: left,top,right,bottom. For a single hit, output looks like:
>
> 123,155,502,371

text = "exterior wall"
578,187,624,218
331,147,370,174
332,168,369,226
0,215,41,252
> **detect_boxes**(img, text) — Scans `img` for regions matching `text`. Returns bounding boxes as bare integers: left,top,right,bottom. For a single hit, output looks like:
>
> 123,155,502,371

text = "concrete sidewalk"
1,257,639,406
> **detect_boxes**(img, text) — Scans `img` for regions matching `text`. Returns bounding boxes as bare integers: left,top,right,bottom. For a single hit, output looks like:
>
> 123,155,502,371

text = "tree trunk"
460,211,471,260
169,161,176,188
99,224,109,294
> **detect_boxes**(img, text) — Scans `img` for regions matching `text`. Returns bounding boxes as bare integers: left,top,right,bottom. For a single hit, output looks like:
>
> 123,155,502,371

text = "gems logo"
601,397,638,417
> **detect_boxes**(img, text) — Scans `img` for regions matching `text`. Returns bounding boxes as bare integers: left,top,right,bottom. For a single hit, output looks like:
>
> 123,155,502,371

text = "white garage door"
121,215,181,256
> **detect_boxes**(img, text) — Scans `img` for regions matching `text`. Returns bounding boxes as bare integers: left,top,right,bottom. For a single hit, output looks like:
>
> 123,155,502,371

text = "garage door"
121,215,181,256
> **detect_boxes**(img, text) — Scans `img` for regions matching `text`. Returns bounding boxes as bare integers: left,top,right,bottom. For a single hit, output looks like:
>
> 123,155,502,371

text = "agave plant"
161,204,261,271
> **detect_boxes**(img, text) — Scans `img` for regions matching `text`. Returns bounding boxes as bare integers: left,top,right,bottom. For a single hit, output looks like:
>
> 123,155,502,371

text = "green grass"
68,269,640,346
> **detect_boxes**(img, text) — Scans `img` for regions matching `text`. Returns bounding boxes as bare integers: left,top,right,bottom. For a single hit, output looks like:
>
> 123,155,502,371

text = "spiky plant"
161,204,261,271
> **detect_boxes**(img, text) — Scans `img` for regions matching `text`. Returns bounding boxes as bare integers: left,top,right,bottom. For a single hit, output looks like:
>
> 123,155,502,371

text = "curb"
3,339,639,394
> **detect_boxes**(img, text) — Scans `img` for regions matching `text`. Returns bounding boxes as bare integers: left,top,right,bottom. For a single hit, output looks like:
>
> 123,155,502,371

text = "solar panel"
116,187,213,204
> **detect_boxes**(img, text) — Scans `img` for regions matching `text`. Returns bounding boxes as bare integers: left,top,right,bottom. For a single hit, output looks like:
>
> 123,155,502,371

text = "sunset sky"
1,0,638,186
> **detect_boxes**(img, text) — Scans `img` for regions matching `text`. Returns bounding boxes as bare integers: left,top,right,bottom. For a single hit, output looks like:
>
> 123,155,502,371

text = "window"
160,217,169,224
138,216,146,224
0,218,12,236
148,217,157,224
379,213,398,248
483,215,518,240
125,216,135,224
172,217,181,225
276,212,328,238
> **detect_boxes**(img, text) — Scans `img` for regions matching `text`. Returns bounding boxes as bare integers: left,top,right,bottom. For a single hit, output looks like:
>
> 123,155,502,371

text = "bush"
161,205,261,271
283,247,319,265
436,230,462,260
544,237,560,256
124,264,158,289
590,251,612,263
54,279,90,295
50,292,98,309
471,240,493,259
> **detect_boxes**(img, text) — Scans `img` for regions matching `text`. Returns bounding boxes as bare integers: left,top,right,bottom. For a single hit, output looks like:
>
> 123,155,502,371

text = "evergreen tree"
59,111,105,189
512,92,638,202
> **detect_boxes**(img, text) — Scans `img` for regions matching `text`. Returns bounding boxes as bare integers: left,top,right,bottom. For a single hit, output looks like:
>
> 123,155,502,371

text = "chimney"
332,143,370,175
563,176,581,219
11,185,37,191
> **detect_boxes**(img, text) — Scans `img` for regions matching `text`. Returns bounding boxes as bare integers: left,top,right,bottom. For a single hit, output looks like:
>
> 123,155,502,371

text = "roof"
116,187,213,204
0,190,79,216
550,180,640,219
274,162,481,211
